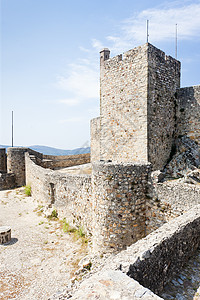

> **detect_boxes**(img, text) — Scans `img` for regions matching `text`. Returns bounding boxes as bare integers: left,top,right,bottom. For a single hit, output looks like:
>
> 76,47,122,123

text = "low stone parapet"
72,204,200,299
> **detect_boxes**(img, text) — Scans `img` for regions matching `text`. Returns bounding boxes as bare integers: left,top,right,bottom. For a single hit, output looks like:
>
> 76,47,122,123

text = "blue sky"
1,0,200,149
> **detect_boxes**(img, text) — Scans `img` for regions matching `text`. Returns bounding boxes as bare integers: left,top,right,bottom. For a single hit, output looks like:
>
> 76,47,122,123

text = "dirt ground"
0,188,89,300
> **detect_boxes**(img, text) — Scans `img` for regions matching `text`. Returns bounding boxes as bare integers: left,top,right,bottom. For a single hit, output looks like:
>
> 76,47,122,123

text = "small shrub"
48,209,58,220
62,218,69,233
77,226,85,238
51,209,58,218
24,185,31,196
83,262,92,271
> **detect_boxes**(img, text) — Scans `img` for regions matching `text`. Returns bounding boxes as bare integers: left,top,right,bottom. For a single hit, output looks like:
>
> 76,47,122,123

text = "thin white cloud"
79,46,90,53
92,38,104,51
59,117,85,124
56,62,99,100
101,2,200,53
58,98,80,106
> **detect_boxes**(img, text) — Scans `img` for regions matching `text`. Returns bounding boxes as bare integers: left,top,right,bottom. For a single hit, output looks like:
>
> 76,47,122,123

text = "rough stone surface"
71,270,162,300
7,148,28,187
92,161,151,253
164,136,200,178
147,44,180,170
0,172,16,191
98,43,181,171
41,153,90,170
90,117,100,163
25,153,93,234
26,154,153,250
100,44,148,163
0,148,7,173
160,247,200,299
176,85,200,146
154,180,200,219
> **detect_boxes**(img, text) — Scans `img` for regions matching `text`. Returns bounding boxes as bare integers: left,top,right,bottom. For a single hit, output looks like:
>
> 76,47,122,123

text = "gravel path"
0,188,89,300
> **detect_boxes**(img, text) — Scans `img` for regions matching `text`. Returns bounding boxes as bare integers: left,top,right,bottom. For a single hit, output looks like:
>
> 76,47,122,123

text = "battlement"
101,43,180,73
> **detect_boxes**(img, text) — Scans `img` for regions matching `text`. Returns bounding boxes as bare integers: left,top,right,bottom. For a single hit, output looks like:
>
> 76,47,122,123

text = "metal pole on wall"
147,20,149,43
12,111,13,147
175,23,178,59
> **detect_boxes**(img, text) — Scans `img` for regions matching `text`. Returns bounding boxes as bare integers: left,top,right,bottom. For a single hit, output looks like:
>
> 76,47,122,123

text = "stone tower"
91,43,181,170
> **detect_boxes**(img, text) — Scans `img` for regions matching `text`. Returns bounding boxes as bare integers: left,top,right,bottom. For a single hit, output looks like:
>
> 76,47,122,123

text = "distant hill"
0,145,90,156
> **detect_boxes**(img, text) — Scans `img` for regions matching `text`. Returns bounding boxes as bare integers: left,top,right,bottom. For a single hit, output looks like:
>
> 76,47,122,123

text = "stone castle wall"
40,153,90,169
99,44,148,163
155,181,200,217
7,148,28,186
147,44,181,170
176,85,200,145
92,161,151,253
145,176,200,235
26,153,153,252
25,153,93,233
0,147,90,191
0,148,7,173
90,117,100,162
0,173,15,190
98,43,181,170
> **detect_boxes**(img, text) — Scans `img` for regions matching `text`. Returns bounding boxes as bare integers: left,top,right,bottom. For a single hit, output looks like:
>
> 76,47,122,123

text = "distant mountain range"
0,145,90,156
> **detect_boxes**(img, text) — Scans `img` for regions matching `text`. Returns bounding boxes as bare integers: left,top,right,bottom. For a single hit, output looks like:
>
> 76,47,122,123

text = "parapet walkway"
57,163,92,175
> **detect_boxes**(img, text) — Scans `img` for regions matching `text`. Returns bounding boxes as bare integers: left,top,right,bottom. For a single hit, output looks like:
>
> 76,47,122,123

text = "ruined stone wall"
7,148,28,186
100,44,148,163
26,154,154,251
145,174,200,235
0,148,7,173
0,173,15,190
92,161,151,253
176,85,200,145
25,153,93,234
147,44,181,170
90,117,100,163
41,153,90,170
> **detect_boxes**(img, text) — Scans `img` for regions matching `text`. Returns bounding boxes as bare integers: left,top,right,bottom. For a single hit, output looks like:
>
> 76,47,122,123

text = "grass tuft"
24,185,31,196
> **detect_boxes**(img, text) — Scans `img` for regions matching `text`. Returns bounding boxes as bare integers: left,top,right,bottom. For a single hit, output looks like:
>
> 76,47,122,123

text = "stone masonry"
0,148,7,173
99,44,149,163
92,161,151,253
90,117,100,162
176,85,200,145
97,43,181,170
7,147,28,187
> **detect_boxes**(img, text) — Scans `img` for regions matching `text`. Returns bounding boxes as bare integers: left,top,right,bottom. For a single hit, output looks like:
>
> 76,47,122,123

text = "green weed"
24,185,31,196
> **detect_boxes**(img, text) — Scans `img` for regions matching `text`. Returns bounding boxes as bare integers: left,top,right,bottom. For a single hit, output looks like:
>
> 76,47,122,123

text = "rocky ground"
0,188,90,300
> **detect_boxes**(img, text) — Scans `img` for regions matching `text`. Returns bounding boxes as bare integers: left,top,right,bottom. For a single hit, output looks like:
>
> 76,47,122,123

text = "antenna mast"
147,20,149,43
175,23,178,59
12,111,14,147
